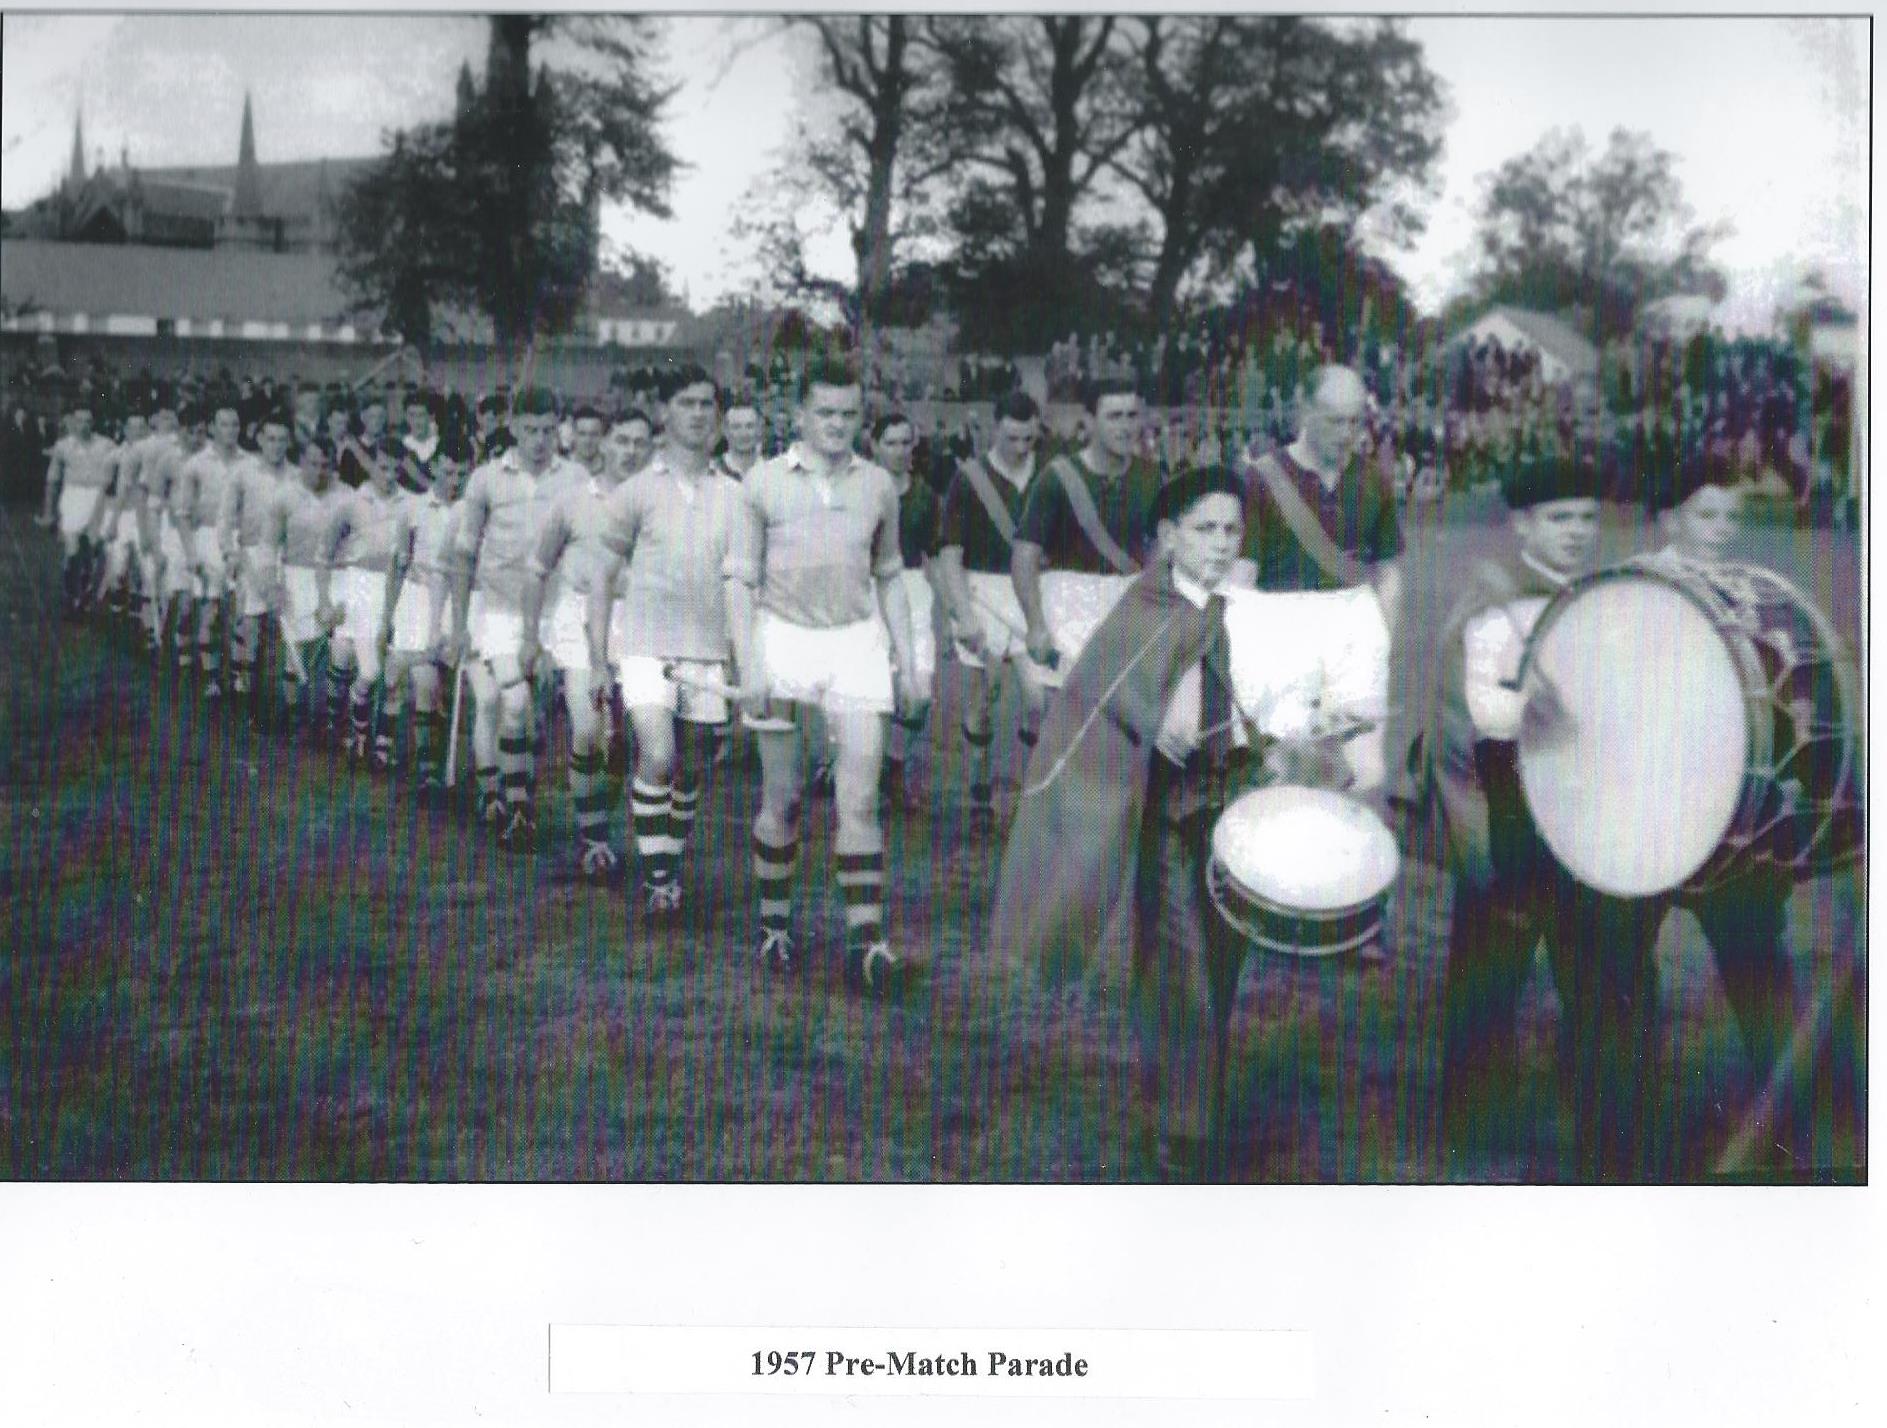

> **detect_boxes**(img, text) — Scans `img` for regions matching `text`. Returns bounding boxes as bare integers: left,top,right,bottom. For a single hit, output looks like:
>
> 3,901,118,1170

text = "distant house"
1449,305,1599,384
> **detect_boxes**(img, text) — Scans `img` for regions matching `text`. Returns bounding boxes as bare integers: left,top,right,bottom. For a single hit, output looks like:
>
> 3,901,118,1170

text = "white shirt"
1158,569,1251,755
1461,554,1569,740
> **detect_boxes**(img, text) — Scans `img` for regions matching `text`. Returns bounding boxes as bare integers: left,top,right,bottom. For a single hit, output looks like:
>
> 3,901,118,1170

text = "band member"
588,366,743,910
718,396,764,478
175,401,256,696
319,445,408,761
44,398,120,617
723,355,920,993
382,435,471,794
934,390,1044,831
869,411,941,813
518,404,631,876
1242,364,1402,793
263,438,348,734
446,387,587,851
1642,454,1803,1155
220,410,293,712
1418,457,1663,1181
987,466,1331,1180
1011,377,1163,745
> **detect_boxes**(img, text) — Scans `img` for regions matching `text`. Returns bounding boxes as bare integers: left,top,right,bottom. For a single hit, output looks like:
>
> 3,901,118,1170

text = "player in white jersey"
382,436,471,795
139,404,206,667
122,400,183,654
517,404,628,876
262,438,349,735
175,403,255,697
587,365,743,911
220,411,294,710
718,397,763,479
94,412,150,627
44,399,120,617
445,387,588,851
319,444,408,761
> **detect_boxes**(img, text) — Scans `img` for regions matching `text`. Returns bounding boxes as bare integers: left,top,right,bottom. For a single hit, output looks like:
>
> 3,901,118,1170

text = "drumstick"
660,661,795,732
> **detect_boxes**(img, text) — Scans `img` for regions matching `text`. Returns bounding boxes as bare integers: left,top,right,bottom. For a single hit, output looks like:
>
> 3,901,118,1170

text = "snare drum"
1518,557,1861,897
1207,785,1401,957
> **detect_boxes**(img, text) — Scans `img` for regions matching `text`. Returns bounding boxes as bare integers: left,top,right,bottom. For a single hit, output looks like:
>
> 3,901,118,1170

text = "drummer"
1643,454,1801,1157
989,465,1341,1182
1009,376,1163,750
1417,455,1663,1181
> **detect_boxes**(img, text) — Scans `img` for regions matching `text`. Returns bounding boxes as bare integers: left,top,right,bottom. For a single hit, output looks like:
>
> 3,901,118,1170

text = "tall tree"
336,14,677,354
1473,126,1726,337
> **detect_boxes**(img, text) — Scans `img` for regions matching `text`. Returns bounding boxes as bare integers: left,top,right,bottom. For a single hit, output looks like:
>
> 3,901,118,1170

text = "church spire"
67,110,86,190
232,91,263,218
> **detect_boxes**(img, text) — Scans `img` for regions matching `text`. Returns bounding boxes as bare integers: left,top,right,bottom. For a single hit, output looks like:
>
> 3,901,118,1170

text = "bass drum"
1518,556,1860,897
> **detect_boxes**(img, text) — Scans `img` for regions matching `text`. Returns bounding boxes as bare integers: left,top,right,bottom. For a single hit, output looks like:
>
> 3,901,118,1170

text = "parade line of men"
38,355,1820,1180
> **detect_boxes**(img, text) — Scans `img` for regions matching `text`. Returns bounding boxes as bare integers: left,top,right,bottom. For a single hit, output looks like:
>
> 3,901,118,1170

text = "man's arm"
315,499,351,628
1373,559,1402,637
444,474,490,665
721,479,767,711
1011,540,1052,665
516,506,571,679
41,441,65,524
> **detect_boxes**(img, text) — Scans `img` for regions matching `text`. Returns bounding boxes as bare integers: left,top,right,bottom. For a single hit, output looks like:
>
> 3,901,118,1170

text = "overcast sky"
1,10,1866,332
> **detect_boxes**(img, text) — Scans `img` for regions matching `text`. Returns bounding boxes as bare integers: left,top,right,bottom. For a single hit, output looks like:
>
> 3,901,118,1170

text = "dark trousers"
1442,743,1664,1181
1670,863,1796,1079
1130,761,1248,1150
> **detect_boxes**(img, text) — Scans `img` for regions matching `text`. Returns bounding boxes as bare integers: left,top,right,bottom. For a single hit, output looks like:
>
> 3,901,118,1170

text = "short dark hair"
797,354,860,402
300,437,335,464
615,408,655,434
511,386,560,418
1146,465,1246,537
1080,375,1140,415
570,402,608,426
656,362,720,406
994,391,1040,425
258,409,291,433
436,432,476,466
476,392,506,416
871,411,915,443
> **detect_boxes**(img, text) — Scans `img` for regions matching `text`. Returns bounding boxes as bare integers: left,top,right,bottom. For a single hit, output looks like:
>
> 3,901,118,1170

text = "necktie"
1200,592,1232,766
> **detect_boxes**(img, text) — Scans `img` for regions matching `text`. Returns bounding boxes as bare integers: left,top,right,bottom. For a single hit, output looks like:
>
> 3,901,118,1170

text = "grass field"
0,495,1865,1182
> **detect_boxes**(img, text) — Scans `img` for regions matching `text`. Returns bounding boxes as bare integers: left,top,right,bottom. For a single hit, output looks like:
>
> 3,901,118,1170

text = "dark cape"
1411,549,1566,891
982,559,1228,998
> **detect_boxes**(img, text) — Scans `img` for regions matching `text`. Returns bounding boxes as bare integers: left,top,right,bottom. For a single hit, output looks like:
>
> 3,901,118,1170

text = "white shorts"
191,533,228,600
57,486,105,540
895,568,937,698
233,549,275,619
1033,571,1133,689
336,566,389,652
543,589,592,673
955,571,1029,669
619,655,731,726
389,575,445,656
756,611,894,718
467,591,547,668
278,564,325,647
151,521,194,597
107,505,140,557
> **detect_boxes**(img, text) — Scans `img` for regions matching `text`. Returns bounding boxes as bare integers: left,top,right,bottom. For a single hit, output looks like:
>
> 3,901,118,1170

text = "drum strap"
957,457,1020,549
1049,456,1139,576
1250,450,1371,588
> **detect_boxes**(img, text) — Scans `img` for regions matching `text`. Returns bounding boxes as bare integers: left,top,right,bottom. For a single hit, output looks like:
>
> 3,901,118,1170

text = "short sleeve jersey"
179,445,254,530
276,482,350,568
598,451,744,661
226,460,290,549
1014,450,1162,574
453,450,587,606
328,483,406,571
400,491,459,584
53,435,120,493
528,473,622,601
1240,444,1403,593
937,454,1035,573
722,445,904,629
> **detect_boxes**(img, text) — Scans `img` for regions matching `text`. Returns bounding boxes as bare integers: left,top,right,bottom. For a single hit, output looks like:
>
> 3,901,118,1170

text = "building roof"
136,157,380,222
1,237,365,326
1452,305,1599,376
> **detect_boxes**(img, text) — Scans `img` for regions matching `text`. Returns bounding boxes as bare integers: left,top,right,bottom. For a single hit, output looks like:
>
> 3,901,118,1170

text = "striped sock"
327,665,351,733
752,829,799,931
476,763,502,811
349,688,374,745
373,703,397,763
415,710,445,781
632,779,674,882
571,750,611,849
836,846,887,948
198,633,220,680
1017,726,1038,750
670,781,700,854
498,733,533,811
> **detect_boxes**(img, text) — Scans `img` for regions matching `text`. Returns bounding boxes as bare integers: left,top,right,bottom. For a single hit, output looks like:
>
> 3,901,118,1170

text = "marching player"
44,398,120,617
127,399,185,654
94,412,151,627
587,365,743,909
1011,377,1163,749
446,387,587,851
319,444,408,762
399,389,443,495
934,390,1044,830
1418,457,1663,1181
723,355,920,993
517,404,631,876
175,401,256,697
718,396,764,478
607,409,655,478
220,411,294,712
868,411,941,813
381,434,471,793
139,402,207,665
263,437,348,734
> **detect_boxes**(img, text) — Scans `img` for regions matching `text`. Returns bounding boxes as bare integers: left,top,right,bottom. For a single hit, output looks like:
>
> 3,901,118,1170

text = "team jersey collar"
1519,550,1574,589
785,442,860,480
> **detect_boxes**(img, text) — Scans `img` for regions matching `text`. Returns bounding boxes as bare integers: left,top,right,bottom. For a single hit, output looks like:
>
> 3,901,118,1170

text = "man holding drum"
1421,457,1663,1181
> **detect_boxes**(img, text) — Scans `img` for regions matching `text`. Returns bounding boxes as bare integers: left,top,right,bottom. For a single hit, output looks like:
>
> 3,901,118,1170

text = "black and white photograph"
1,3,1874,1422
